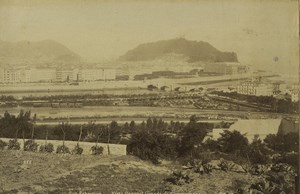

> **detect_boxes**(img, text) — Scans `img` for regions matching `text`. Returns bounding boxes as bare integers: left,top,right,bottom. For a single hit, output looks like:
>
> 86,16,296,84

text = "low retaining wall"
0,138,127,156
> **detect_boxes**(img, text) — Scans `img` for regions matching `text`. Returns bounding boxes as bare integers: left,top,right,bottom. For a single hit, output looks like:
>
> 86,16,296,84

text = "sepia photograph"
0,0,299,193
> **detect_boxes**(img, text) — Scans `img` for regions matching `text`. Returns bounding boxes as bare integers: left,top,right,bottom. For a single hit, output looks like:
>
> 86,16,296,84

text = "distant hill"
0,39,81,64
119,38,238,63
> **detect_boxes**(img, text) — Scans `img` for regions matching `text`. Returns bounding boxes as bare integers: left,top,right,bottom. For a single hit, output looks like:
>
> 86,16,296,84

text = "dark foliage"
56,145,70,154
39,143,54,153
24,140,39,152
264,132,299,152
178,116,208,157
91,145,104,155
7,139,20,150
72,144,83,155
0,139,7,149
217,130,249,157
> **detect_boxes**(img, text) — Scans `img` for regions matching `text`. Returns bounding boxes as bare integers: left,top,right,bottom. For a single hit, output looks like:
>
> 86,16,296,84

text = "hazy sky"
0,0,298,77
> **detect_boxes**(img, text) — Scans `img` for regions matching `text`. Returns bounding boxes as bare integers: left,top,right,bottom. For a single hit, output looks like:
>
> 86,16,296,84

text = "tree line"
0,111,298,167
212,91,299,113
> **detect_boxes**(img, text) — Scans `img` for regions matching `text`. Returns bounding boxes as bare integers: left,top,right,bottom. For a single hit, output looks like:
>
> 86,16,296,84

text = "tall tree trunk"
77,125,83,146
107,127,110,155
15,128,19,139
22,129,25,144
45,129,48,145
31,125,35,140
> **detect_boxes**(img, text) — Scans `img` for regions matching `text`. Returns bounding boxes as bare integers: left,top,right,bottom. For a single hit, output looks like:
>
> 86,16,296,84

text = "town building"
237,81,274,96
55,68,79,82
204,62,248,75
0,66,23,83
0,65,117,83
31,68,56,82
80,68,116,81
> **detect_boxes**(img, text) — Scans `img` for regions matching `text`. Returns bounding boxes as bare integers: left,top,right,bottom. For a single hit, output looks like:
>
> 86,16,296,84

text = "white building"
31,68,56,82
1,67,22,83
55,68,79,82
204,62,248,75
237,81,274,96
103,69,116,80
80,68,116,81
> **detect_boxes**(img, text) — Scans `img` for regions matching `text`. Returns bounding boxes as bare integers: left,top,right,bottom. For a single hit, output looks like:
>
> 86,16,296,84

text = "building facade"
237,81,274,96
204,62,248,75
0,65,117,83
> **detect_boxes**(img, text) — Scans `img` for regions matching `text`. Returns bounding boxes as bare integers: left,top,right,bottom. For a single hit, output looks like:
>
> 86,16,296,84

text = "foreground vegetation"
0,110,298,193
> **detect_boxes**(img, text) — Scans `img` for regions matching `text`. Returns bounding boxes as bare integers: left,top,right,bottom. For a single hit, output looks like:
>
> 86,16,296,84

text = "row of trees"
212,91,299,113
127,115,299,166
0,111,298,167
0,111,190,144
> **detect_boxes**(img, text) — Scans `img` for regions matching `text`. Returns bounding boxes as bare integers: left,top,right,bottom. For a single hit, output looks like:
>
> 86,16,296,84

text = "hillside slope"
119,38,238,63
0,39,81,64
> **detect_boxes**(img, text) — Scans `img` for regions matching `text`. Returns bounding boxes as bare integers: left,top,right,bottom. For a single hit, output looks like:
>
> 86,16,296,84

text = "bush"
91,145,103,155
39,143,54,153
7,139,20,150
72,144,83,155
279,152,299,168
56,145,70,154
0,139,7,150
203,138,219,152
24,140,39,152
127,129,164,164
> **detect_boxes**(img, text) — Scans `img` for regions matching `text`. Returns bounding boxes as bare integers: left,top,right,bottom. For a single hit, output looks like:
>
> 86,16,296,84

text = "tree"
58,122,72,146
127,129,163,164
178,119,207,157
129,120,136,132
264,134,278,151
248,135,269,164
123,122,130,133
152,118,158,130
157,118,164,130
140,121,146,130
264,132,299,152
30,114,37,140
217,130,249,156
146,118,153,130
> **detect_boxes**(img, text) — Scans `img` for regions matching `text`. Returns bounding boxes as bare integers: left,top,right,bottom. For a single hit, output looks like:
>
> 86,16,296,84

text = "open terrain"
0,150,170,193
1,149,296,194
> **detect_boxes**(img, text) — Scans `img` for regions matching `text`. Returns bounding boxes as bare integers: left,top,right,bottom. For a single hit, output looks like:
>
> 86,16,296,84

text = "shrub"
0,139,7,150
72,144,83,155
39,143,54,153
279,152,299,168
203,138,219,152
7,139,20,150
56,145,70,154
91,145,104,155
24,140,39,152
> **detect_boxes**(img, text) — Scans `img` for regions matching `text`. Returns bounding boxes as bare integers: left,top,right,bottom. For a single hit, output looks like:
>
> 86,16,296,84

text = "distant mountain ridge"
0,39,81,64
119,38,238,63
